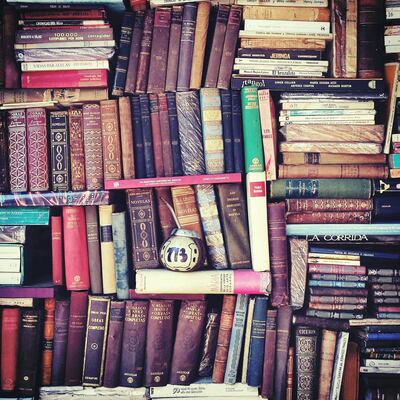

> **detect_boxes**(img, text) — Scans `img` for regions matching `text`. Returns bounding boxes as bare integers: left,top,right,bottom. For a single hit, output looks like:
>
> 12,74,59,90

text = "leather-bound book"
103,301,125,388
220,89,234,173
51,216,63,286
204,4,229,88
68,107,86,191
155,187,177,241
286,198,374,212
290,238,308,310
17,308,43,396
267,202,289,307
165,6,183,92
147,7,171,93
0,112,8,192
176,91,206,175
231,91,244,173
216,183,251,269
261,309,277,399
212,295,236,383
286,347,294,400
282,152,386,165
170,300,207,385
136,9,154,94
177,3,198,92
294,326,319,400
125,11,145,94
51,300,70,386
126,188,159,269
190,2,211,90
112,12,135,97
139,94,156,178
198,311,220,377
130,96,146,179
118,97,135,180
286,210,372,224
120,300,149,388
65,292,88,386
8,109,28,193
166,93,183,176
1,308,20,391
49,111,69,191
145,300,175,387
217,5,242,90
82,104,103,190
340,342,359,400
41,299,56,386
100,100,122,181
26,107,49,192
318,329,337,400
274,305,293,400
4,6,18,88
149,94,165,177
158,94,174,177
63,206,90,291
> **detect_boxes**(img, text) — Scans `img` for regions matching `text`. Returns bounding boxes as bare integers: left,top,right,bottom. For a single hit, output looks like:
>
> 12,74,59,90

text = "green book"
241,86,265,173
0,207,50,225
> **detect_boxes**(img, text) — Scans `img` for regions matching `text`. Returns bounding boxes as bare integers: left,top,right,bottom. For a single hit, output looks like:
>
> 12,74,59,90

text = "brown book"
4,6,18,88
53,89,108,104
100,100,122,181
345,0,357,78
289,239,308,310
189,2,210,90
198,311,220,377
118,97,135,180
293,315,350,331
158,94,174,177
243,6,330,21
340,342,359,400
145,300,175,387
240,38,326,50
280,141,382,154
267,202,289,307
282,152,387,165
154,187,177,241
261,309,277,399
212,295,236,383
41,298,56,386
286,347,294,400
331,0,346,78
68,107,86,191
170,300,207,385
318,329,337,400
309,302,366,312
279,164,388,179
286,198,374,212
287,210,372,224
149,94,165,177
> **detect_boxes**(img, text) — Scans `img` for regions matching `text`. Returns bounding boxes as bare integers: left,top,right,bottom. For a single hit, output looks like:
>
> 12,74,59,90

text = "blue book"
231,91,244,173
166,93,183,176
130,96,146,179
308,280,366,289
376,313,400,319
0,207,49,226
309,246,400,260
220,90,234,173
365,333,400,341
139,94,156,178
247,296,268,387
111,211,129,300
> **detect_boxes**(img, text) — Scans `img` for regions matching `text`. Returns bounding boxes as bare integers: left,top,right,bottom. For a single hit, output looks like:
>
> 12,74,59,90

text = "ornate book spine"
318,329,337,399
112,12,134,97
345,0,357,78
217,5,242,90
177,3,198,92
100,100,122,181
198,311,220,377
158,94,174,177
4,6,19,88
50,300,70,386
261,309,277,398
340,342,359,400
26,107,49,191
64,291,88,386
287,347,294,400
289,239,309,310
190,2,211,90
231,91,244,173
1,308,20,391
286,211,371,224
63,206,90,291
145,300,175,387
82,297,110,387
200,88,224,174
139,94,156,178
0,112,8,192
103,301,125,388
212,295,236,383
51,215,63,286
119,97,135,180
149,94,165,177
7,109,28,193
120,300,149,388
155,187,177,241
147,7,171,93
41,298,56,386
111,211,130,300
170,300,207,385
166,93,183,176
330,331,349,400
331,0,346,78
127,188,159,269
286,198,374,212
165,5,183,92
83,104,103,190
221,89,234,173
68,107,86,191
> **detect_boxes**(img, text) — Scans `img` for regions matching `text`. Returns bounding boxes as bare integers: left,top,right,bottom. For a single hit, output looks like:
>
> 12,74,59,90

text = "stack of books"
0,243,23,285
385,0,400,54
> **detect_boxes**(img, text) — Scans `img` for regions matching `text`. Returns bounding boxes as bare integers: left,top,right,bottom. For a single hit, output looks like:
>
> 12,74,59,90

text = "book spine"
16,28,114,43
220,89,234,173
149,94,165,177
112,12,135,96
177,3,198,92
293,315,350,331
329,331,350,400
139,94,156,178
166,93,183,176
287,347,294,400
242,5,330,20
50,300,70,386
158,94,174,177
103,301,125,388
119,300,148,388
82,297,110,387
330,0,345,78
51,216,63,286
237,48,322,59
154,187,177,241
318,329,337,399
145,300,175,386
118,97,135,180
68,107,86,191
41,299,56,386
21,60,109,72
289,238,308,310
130,96,146,179
7,109,28,192
0,113,8,192
198,311,220,377
4,6,19,88
20,9,106,20
345,0,357,78
309,264,366,275
231,91,244,173
286,198,374,212
286,211,372,224
261,309,277,398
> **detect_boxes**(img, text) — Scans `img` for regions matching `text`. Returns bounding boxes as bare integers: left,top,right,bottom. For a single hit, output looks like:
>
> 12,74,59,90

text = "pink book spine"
233,270,271,295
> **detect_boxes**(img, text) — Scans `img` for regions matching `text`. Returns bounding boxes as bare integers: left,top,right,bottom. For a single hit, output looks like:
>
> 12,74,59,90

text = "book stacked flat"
385,1,400,54
0,244,23,285
13,5,115,89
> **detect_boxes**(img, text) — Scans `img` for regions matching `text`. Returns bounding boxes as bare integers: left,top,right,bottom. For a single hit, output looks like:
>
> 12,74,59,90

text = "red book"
21,69,108,89
149,94,165,177
1,308,20,391
129,0,146,11
62,207,90,291
377,306,400,313
19,9,106,20
51,216,64,286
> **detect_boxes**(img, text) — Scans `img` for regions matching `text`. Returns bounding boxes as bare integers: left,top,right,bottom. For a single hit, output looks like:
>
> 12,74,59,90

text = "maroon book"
4,6,19,88
149,94,165,177
157,94,174,177
261,309,277,399
154,186,177,241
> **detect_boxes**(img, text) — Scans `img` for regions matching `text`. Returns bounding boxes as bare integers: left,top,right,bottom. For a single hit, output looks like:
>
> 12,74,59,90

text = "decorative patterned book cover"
41,299,55,386
261,309,277,399
118,97,135,180
231,91,244,173
220,89,234,173
139,94,156,178
130,95,146,179
158,94,174,177
289,238,308,310
198,311,220,377
166,92,183,176
286,198,374,212
0,112,8,192
149,94,165,177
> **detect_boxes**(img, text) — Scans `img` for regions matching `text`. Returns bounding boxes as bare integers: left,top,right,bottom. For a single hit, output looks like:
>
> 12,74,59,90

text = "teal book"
0,207,49,225
199,88,225,174
111,211,130,300
389,154,400,168
241,86,264,173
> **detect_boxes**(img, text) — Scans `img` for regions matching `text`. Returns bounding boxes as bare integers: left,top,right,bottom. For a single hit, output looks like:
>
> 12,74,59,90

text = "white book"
239,30,333,39
365,359,400,367
235,58,329,66
0,272,23,285
329,331,349,400
280,118,375,126
0,297,34,307
234,63,327,72
244,19,330,33
307,252,360,261
349,318,400,326
281,100,375,110
279,115,375,123
387,7,400,19
238,69,323,77
385,45,400,53
14,40,116,49
360,366,400,374
280,109,376,116
235,0,328,6
280,142,382,154
21,60,109,72
384,35,400,46
307,257,361,266
0,244,22,259
0,101,57,110
241,298,255,384
392,134,400,142
0,259,21,273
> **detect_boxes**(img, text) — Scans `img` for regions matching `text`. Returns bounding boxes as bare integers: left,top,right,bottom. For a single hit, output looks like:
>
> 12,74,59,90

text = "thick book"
241,297,254,384
318,329,337,399
130,96,146,179
330,331,349,400
139,94,156,178
198,311,220,377
51,216,63,286
220,90,234,173
158,94,174,177
41,299,56,386
286,210,371,224
286,198,373,212
231,91,244,173
282,153,386,165
289,238,308,310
